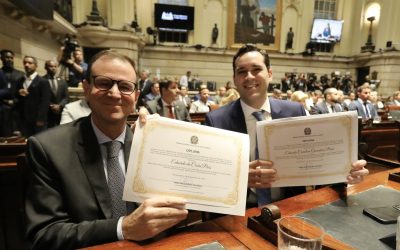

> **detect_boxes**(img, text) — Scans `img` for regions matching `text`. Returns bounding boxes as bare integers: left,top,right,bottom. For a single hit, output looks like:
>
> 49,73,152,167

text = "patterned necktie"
252,111,272,206
105,141,126,218
166,105,174,119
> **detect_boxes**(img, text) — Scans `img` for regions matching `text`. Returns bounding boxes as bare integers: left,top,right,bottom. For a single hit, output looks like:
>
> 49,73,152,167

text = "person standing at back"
348,83,378,120
25,50,188,249
16,56,51,137
0,49,25,136
43,60,69,127
205,44,368,207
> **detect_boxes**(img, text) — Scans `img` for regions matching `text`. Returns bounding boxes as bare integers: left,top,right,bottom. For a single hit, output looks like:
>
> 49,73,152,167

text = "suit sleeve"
25,137,119,249
37,79,51,122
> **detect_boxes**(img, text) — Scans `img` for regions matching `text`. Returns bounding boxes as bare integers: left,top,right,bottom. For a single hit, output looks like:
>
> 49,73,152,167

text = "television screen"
310,19,343,43
154,3,194,30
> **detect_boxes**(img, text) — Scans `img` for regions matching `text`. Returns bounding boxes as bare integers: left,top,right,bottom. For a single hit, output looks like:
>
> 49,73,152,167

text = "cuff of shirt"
117,216,125,240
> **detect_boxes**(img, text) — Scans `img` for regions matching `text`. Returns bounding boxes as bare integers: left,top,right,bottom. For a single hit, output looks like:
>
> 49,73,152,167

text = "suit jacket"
16,74,51,123
25,116,134,249
60,99,92,124
205,98,307,204
310,101,342,115
137,78,153,107
146,98,191,122
43,74,69,127
348,100,378,119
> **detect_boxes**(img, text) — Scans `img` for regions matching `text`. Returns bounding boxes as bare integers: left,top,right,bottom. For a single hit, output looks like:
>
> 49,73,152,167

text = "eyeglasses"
92,75,137,95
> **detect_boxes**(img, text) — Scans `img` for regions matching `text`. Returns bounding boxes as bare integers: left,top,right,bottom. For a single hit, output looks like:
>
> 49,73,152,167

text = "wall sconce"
361,15,376,53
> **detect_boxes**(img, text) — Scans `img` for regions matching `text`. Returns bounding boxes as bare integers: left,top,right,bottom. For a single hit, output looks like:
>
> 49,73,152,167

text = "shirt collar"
240,96,271,119
357,98,370,104
25,72,38,81
91,117,126,145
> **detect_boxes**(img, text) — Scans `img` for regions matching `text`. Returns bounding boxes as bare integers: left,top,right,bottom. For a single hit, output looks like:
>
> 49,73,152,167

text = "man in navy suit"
16,56,51,137
205,44,368,207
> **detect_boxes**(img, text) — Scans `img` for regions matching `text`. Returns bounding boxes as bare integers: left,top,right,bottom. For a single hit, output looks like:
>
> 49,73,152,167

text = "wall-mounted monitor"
154,3,194,31
310,19,344,43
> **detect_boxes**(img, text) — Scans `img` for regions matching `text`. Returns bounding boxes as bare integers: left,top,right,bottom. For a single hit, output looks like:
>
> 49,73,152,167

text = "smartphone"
363,205,400,224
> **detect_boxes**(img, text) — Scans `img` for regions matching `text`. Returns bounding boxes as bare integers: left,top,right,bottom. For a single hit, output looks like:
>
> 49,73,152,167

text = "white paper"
123,116,249,216
256,111,358,187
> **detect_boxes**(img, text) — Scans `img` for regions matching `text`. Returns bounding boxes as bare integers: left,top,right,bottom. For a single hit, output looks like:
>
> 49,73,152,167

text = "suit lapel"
76,117,113,218
231,100,247,133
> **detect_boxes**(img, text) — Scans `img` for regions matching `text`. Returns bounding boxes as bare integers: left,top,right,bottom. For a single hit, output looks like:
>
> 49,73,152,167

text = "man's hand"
122,196,188,241
50,104,61,113
346,159,369,184
19,88,29,97
248,160,276,188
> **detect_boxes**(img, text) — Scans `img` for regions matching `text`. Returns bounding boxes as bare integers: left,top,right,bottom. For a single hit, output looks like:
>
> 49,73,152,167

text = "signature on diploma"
171,159,211,170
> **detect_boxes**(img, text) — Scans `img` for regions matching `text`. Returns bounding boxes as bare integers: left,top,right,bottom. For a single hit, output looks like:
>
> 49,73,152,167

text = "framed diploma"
256,111,358,187
123,116,250,216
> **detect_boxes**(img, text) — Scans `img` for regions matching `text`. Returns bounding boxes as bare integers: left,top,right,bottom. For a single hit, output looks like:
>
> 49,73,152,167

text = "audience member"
146,79,191,121
285,89,293,100
220,88,240,106
179,70,191,89
225,80,233,90
60,99,91,124
43,60,69,127
386,90,400,106
348,83,378,120
0,69,8,136
213,86,226,104
25,50,188,249
271,88,282,99
0,49,25,136
177,85,191,108
143,81,160,103
137,69,152,107
205,44,368,207
370,91,384,110
310,87,343,114
16,56,51,137
189,88,215,113
290,90,310,115
343,91,356,111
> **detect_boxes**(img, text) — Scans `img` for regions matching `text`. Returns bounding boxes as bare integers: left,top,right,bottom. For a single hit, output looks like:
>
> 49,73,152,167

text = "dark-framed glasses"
92,75,136,95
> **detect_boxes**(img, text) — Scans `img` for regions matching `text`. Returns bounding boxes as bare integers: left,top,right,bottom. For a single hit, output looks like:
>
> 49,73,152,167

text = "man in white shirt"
179,70,191,89
189,88,215,113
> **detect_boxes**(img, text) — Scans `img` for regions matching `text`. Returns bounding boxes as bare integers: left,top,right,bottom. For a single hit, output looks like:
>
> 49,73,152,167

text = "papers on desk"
256,111,358,187
123,116,249,216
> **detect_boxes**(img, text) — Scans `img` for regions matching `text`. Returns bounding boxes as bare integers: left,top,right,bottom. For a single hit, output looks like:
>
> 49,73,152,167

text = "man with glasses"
25,50,188,249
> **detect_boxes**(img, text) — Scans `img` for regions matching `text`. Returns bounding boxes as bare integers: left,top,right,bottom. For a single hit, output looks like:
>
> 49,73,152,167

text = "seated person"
189,88,215,113
143,81,160,103
25,50,188,249
145,79,191,121
60,99,91,124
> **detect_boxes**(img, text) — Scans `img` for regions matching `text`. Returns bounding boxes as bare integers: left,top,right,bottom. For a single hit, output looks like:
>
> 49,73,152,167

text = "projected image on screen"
311,19,343,43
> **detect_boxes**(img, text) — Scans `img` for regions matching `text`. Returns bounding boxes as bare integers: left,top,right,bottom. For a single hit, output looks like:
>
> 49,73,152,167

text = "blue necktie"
252,111,272,206
363,102,370,119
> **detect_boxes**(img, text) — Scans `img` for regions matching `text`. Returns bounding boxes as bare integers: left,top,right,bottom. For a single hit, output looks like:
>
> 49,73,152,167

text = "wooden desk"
83,169,400,250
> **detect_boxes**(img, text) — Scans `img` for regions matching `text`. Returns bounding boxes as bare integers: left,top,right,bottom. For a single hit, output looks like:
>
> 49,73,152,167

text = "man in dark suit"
146,79,191,122
16,56,51,137
0,49,25,136
25,51,188,249
348,83,378,120
205,44,369,207
310,87,343,114
136,69,152,107
43,60,69,127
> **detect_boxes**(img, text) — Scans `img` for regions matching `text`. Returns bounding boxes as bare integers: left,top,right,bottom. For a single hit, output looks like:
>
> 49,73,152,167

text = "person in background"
271,88,282,99
189,87,215,113
60,99,91,124
290,90,310,116
143,81,160,103
16,56,51,137
220,88,240,106
213,86,226,105
348,83,378,120
43,60,69,128
25,50,188,249
62,48,88,88
137,69,152,107
146,79,191,122
310,87,343,114
205,44,368,207
177,85,191,109
0,49,25,136
386,90,400,106
0,69,9,136
179,70,191,89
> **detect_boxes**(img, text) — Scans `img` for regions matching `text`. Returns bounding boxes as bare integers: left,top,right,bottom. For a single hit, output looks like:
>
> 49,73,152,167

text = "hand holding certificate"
123,116,249,216
256,111,358,187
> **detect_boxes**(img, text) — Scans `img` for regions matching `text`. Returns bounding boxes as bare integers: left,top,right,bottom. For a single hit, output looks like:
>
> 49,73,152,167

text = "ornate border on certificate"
132,119,244,206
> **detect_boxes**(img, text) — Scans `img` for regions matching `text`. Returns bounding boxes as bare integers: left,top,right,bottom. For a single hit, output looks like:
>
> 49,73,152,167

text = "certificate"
123,116,249,216
256,111,358,187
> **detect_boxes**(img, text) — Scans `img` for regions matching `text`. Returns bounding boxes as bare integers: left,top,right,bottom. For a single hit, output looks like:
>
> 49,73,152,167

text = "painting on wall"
228,0,282,50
